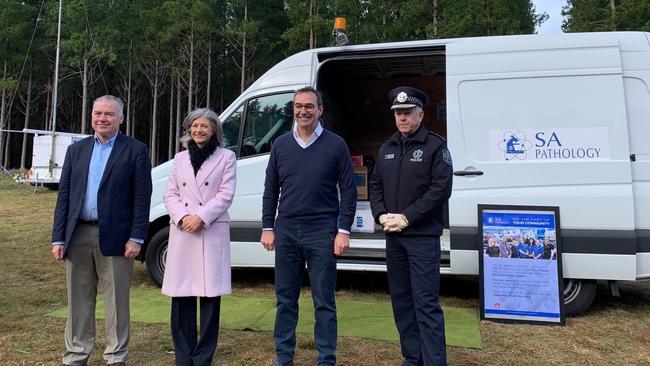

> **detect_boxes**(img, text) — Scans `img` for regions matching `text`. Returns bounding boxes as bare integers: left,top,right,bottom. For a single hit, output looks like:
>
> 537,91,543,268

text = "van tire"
146,226,169,288
563,279,597,316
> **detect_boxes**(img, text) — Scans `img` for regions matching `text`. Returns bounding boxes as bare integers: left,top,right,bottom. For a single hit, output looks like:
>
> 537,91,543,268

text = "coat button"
182,182,186,186
204,182,209,186
184,203,188,207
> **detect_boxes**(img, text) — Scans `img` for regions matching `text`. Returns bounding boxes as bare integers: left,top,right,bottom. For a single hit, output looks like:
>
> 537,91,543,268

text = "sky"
533,0,566,35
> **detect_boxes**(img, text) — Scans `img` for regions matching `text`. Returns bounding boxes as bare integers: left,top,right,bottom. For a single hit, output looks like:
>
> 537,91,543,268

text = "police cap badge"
388,86,430,110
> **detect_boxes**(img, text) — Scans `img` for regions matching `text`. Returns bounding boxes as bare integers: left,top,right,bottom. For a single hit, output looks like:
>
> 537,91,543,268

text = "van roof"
242,31,650,104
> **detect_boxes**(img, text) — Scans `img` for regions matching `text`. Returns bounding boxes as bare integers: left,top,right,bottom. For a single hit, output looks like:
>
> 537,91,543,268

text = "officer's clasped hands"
380,213,409,232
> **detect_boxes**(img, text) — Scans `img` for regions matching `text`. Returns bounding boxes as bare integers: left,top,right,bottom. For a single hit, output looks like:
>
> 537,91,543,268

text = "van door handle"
453,170,484,176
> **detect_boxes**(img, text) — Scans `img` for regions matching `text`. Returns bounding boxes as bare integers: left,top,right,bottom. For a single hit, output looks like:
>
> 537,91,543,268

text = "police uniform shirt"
369,124,453,236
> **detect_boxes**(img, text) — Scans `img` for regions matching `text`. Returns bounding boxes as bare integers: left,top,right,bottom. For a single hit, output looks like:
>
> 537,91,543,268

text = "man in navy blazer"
51,95,152,366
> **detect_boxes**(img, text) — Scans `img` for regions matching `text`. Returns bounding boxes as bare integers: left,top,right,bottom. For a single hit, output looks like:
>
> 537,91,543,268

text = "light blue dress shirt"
53,133,142,246
80,134,117,221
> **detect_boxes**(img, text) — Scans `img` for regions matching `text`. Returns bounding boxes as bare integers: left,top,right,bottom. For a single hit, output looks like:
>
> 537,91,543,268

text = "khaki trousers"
63,222,134,365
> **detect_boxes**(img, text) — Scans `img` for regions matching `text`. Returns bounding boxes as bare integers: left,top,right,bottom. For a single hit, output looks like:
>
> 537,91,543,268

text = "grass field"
1,176,650,365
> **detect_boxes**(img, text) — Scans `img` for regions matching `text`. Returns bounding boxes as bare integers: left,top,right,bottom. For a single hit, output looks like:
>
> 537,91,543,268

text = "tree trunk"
433,0,438,37
175,74,182,153
126,40,133,136
187,28,195,111
220,47,225,111
81,56,89,134
0,60,7,167
206,41,212,108
132,103,136,139
150,65,159,166
21,67,33,170
3,123,9,167
240,1,247,93
169,74,174,160
44,79,52,131
309,0,315,49
610,0,617,31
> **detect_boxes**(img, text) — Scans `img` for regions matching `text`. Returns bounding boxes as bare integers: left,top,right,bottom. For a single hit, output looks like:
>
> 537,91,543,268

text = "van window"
240,93,294,158
222,105,243,154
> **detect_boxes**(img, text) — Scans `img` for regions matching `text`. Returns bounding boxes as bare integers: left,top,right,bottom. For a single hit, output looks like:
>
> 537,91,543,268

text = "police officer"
369,86,453,366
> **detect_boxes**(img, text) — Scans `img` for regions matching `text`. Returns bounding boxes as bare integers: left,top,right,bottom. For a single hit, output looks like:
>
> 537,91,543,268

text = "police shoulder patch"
442,148,452,165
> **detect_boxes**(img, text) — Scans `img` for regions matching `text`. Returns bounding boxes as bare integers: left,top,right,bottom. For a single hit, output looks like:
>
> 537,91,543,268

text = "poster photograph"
478,204,565,325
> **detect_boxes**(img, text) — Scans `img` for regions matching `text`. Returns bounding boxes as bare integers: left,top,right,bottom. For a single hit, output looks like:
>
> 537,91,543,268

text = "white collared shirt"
292,121,323,148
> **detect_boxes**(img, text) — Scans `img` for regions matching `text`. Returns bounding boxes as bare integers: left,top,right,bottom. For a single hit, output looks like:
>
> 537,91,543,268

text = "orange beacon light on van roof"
332,17,349,46
333,17,347,32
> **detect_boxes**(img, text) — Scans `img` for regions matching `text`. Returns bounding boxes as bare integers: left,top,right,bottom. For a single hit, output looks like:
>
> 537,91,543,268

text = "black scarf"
187,135,219,176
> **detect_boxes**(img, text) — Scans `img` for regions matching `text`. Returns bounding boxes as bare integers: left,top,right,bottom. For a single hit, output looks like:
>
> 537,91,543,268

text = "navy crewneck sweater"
262,129,357,231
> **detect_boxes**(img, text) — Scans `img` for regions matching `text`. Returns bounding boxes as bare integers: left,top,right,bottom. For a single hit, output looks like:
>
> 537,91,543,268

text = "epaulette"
429,131,447,142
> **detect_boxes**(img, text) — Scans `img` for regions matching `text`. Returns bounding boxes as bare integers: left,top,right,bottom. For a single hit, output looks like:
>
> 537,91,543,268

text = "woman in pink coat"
162,108,236,366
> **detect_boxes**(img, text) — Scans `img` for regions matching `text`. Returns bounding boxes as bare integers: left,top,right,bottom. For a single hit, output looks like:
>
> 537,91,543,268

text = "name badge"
385,154,395,159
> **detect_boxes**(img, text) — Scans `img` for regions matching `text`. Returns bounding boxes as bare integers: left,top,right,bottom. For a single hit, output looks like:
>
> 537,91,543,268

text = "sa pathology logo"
486,216,503,225
497,131,533,161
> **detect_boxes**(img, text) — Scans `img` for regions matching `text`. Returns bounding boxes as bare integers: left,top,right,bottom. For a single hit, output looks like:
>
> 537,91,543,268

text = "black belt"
78,219,99,226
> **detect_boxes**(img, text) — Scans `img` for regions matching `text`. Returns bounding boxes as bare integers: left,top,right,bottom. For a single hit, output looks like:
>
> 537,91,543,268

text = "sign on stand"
478,204,565,325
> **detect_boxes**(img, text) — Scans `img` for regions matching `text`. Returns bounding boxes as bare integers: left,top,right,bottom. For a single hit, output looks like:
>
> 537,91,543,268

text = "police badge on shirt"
410,149,423,162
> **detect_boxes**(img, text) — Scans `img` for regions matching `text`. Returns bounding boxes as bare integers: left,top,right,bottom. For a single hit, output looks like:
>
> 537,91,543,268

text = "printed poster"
478,205,565,325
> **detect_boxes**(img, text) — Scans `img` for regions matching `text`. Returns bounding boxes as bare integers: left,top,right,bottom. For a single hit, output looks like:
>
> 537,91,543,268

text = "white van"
143,32,650,315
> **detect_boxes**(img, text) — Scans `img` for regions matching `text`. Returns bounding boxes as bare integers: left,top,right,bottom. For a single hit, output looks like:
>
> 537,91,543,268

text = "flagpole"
51,0,62,133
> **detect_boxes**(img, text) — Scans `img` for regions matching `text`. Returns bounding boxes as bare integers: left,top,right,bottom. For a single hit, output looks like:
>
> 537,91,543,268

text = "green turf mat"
49,287,482,349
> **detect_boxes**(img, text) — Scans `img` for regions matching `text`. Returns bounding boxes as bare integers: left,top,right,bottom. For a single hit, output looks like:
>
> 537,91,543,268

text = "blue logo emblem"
506,136,524,154
497,131,533,161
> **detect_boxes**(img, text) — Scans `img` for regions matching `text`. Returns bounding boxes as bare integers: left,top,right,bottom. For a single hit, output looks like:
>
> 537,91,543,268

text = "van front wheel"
563,279,597,316
145,226,169,288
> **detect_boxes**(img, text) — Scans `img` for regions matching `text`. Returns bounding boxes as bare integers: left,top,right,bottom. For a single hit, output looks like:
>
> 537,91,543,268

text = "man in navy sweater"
261,86,356,366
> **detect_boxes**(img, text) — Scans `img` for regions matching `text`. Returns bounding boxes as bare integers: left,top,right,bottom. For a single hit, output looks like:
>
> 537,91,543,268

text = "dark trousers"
273,224,338,366
171,296,221,366
386,235,447,366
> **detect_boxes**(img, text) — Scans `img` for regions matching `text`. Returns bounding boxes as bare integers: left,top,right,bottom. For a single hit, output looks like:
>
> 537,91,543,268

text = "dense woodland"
0,0,647,169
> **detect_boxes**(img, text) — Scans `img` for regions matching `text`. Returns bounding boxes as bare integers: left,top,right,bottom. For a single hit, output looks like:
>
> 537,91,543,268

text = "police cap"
388,86,430,110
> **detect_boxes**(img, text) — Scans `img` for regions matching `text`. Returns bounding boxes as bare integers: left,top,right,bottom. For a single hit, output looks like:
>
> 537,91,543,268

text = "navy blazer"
52,133,153,256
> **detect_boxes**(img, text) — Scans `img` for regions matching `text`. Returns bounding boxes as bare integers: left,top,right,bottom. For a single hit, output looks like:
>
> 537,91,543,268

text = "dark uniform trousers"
386,234,446,366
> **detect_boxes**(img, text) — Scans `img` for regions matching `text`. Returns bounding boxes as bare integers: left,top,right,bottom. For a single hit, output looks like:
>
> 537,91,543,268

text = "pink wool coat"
161,147,236,297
